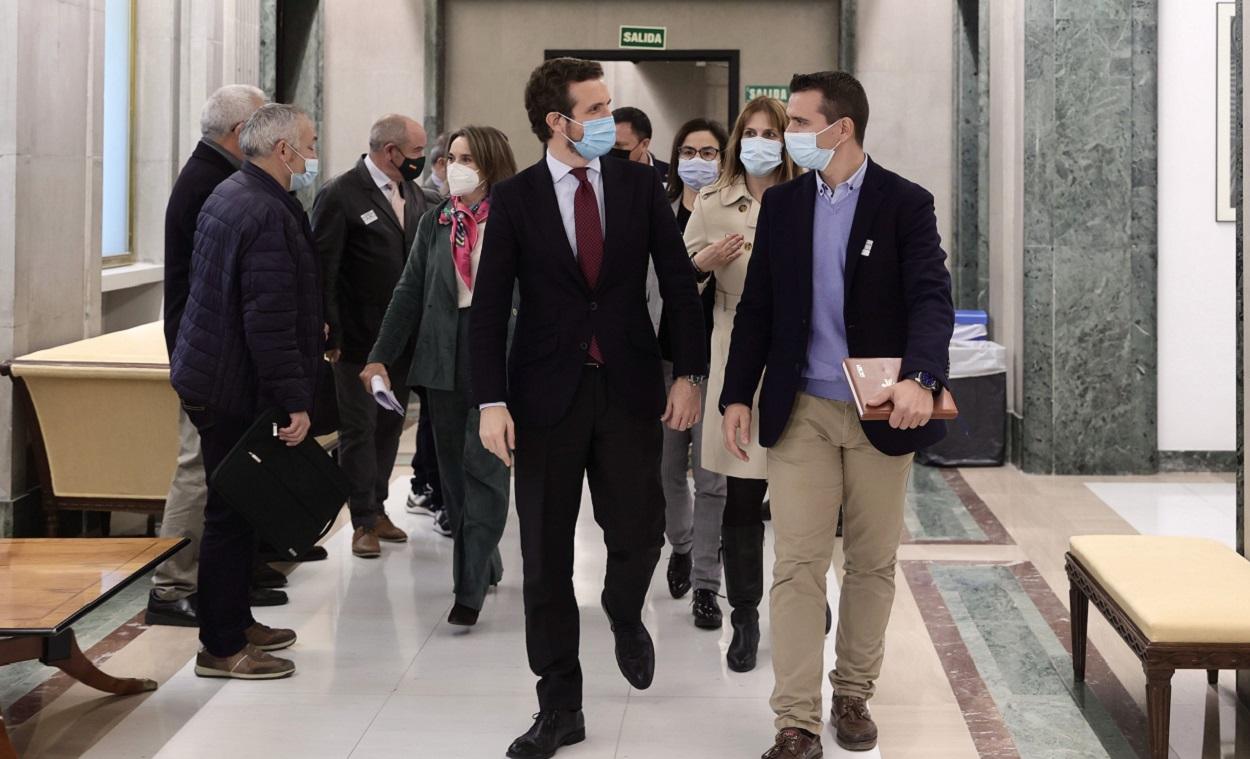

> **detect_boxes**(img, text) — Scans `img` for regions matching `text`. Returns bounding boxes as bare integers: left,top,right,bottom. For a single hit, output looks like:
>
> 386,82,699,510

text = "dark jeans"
184,404,256,658
410,388,444,506
333,360,411,529
514,366,665,711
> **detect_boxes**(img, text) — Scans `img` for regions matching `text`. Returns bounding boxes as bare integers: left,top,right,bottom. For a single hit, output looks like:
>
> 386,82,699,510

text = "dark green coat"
369,201,513,390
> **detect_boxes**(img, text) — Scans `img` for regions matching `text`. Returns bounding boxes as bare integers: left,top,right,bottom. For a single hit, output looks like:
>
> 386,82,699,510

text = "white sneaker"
406,487,437,517
432,509,453,538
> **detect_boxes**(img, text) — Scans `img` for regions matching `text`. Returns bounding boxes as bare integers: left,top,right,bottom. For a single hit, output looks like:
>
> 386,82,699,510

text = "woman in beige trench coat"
684,96,801,672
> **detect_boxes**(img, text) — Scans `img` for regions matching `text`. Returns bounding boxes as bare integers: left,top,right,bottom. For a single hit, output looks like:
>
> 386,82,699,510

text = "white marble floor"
73,476,872,759
1084,480,1237,549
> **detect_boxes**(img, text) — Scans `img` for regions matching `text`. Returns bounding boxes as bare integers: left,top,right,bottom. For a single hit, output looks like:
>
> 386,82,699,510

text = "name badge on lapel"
360,210,379,225
860,239,874,257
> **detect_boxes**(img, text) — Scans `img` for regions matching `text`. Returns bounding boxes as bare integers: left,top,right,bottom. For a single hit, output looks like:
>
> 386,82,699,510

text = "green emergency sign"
619,26,666,49
745,85,790,101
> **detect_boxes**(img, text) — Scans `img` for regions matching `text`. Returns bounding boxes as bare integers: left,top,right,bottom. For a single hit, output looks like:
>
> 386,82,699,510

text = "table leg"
40,630,157,696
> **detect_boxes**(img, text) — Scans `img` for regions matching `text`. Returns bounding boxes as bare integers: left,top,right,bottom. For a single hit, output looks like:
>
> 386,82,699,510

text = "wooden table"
0,537,187,759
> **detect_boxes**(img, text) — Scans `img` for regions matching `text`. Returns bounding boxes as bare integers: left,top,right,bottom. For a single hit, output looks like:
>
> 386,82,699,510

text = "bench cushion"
1070,535,1250,644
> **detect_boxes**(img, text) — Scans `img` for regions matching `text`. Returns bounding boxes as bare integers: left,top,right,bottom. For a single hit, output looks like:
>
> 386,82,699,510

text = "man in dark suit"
611,106,669,184
471,58,707,759
148,84,267,628
720,72,953,758
312,114,429,559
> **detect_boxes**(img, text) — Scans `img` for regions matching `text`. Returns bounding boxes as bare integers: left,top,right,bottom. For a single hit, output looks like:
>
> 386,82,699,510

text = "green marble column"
1020,0,1158,474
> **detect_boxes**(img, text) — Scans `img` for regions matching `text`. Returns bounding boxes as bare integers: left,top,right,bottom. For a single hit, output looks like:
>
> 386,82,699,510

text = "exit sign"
619,25,666,49
745,85,790,101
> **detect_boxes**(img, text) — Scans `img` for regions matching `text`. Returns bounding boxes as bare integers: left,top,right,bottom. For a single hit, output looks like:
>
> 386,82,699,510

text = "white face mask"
446,162,483,197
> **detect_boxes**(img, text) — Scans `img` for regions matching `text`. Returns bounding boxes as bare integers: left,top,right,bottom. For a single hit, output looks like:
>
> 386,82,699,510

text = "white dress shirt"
364,154,403,201
545,150,606,256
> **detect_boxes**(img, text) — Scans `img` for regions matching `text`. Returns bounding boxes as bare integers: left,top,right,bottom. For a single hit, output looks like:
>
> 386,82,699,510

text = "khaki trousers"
767,393,912,733
152,409,208,601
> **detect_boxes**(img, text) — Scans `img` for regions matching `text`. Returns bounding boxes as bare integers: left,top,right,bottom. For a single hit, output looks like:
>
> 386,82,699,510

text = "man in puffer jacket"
171,102,324,681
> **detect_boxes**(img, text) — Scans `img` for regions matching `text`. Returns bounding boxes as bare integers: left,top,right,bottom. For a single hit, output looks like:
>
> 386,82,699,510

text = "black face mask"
607,147,633,162
394,152,426,181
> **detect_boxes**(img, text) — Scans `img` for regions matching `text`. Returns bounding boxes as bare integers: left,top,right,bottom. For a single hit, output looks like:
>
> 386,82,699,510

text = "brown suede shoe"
194,643,295,680
245,622,296,651
352,527,381,558
762,728,823,759
831,695,878,751
374,514,409,543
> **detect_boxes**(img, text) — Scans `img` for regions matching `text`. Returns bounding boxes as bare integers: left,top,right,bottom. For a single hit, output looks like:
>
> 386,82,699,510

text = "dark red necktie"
570,167,604,364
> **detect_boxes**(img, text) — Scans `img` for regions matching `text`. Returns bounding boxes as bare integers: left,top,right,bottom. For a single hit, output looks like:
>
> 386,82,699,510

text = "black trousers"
185,405,256,658
333,360,411,529
514,366,665,711
410,388,444,505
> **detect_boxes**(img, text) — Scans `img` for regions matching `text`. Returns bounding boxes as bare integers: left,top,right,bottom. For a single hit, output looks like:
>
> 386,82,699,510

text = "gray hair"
368,113,415,152
200,84,267,140
239,103,310,158
428,133,449,162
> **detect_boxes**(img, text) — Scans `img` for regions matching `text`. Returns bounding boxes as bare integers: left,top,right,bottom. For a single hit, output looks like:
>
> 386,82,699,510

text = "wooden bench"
1066,535,1250,759
0,537,187,759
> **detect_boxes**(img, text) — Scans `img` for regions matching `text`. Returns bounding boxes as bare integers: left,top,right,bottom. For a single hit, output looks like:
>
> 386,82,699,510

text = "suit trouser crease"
333,360,411,529
153,409,208,601
425,309,509,611
187,409,257,658
766,394,911,733
659,360,727,592
514,367,665,711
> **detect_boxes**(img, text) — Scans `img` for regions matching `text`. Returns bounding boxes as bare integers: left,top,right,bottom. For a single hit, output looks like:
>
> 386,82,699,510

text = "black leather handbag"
210,407,350,560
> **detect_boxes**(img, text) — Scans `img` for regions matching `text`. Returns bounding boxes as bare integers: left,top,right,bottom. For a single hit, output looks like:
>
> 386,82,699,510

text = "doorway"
545,49,740,158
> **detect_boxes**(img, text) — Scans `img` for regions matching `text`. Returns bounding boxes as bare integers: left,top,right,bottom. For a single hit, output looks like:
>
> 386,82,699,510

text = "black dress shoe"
145,591,199,627
252,562,288,589
448,603,480,626
506,710,585,759
692,589,723,629
600,591,654,689
666,550,692,599
259,545,328,563
249,587,288,607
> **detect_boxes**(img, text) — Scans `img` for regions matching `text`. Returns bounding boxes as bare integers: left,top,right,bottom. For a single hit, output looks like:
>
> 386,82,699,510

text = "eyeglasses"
678,146,721,161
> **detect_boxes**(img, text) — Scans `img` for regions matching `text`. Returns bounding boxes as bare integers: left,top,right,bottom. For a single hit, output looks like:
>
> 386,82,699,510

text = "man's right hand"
722,403,752,462
480,405,516,468
359,363,389,392
278,411,311,447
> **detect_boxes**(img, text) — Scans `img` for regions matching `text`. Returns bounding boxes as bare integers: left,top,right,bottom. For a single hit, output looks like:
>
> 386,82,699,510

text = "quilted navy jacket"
171,161,324,419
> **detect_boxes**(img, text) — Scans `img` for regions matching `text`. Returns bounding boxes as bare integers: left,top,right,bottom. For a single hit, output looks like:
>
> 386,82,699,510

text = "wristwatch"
681,375,707,387
907,371,940,393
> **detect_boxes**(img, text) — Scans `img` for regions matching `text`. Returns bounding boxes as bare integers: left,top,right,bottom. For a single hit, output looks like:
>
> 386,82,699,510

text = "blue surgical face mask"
739,137,784,177
561,114,617,160
284,144,319,192
783,120,842,172
678,157,719,190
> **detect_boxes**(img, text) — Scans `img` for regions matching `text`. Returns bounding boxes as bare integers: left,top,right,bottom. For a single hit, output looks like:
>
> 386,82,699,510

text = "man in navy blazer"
719,71,953,758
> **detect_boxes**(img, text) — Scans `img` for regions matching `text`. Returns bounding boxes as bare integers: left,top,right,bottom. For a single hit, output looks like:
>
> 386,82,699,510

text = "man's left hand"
662,378,703,432
866,379,935,430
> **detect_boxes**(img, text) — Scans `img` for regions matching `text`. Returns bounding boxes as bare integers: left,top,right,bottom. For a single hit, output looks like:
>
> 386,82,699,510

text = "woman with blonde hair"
363,125,517,627
685,97,800,671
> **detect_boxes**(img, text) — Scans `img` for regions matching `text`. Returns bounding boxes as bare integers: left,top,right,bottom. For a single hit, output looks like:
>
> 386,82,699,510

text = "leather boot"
723,522,764,673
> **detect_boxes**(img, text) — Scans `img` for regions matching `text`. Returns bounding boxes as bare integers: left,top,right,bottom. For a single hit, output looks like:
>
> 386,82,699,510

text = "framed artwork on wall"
1217,1,1237,222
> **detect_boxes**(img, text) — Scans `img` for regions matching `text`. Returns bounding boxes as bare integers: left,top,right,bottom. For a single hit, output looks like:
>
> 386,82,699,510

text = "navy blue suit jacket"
719,158,954,456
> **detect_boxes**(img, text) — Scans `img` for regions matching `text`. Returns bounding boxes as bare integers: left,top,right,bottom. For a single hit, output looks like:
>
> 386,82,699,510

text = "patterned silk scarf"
437,196,490,291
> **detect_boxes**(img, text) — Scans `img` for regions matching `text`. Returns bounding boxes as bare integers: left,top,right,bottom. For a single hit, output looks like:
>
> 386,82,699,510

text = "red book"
842,358,959,421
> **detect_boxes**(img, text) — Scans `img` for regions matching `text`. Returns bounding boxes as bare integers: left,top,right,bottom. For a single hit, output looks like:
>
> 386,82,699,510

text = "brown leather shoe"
762,728,823,759
194,643,295,680
352,527,381,558
374,514,409,543
831,695,878,751
245,622,296,651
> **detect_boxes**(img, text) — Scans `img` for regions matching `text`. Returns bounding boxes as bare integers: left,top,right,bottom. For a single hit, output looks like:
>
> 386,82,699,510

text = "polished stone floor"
4,450,1249,758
